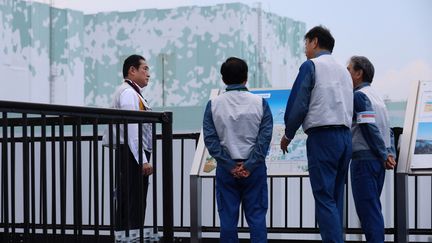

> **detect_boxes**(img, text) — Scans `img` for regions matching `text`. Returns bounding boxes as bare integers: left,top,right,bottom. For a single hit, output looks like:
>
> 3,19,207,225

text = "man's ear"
128,66,136,76
357,69,364,81
311,37,319,49
353,69,363,81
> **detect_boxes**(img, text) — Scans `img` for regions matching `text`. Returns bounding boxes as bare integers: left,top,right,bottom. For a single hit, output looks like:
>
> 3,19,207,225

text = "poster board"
398,80,432,174
196,88,308,177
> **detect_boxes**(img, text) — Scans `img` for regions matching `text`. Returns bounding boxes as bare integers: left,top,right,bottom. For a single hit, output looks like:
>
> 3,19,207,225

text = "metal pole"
190,175,202,243
395,172,409,243
161,112,173,242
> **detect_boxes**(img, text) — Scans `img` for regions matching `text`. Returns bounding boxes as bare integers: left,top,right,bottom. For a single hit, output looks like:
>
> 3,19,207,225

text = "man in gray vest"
203,57,273,242
280,26,353,243
347,56,396,243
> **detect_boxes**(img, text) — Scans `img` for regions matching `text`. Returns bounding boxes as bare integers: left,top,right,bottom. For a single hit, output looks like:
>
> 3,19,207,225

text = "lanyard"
124,79,144,99
124,79,151,110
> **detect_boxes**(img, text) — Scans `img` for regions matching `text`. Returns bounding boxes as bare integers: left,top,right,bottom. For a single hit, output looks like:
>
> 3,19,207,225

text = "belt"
305,125,348,135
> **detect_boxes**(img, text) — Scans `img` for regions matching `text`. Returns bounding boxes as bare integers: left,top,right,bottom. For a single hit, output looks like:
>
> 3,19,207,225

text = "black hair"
350,56,375,83
220,57,248,85
122,54,146,78
304,26,335,53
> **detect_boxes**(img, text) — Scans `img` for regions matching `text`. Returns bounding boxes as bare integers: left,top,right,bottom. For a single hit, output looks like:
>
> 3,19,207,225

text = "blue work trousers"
306,127,352,243
351,158,385,243
215,163,268,243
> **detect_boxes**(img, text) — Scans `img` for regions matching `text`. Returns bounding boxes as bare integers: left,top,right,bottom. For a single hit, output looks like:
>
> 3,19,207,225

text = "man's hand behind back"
141,163,153,176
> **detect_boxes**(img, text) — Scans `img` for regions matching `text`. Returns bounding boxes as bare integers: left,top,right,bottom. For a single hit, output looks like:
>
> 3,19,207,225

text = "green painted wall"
2,1,405,131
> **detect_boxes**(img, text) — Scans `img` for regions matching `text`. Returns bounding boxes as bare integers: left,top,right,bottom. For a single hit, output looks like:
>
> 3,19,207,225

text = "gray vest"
303,55,353,131
211,90,263,160
352,85,391,152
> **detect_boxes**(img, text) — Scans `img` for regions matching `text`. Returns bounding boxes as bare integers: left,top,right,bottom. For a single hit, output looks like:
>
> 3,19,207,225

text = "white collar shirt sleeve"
119,88,148,163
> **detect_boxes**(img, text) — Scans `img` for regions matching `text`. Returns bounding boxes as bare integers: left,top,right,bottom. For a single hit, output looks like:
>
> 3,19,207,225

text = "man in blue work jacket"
203,57,273,242
280,26,353,243
347,56,396,243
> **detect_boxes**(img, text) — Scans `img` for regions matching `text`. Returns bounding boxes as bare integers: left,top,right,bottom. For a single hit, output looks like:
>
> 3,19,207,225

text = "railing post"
190,175,202,243
161,112,174,242
23,113,30,242
1,112,9,241
395,172,409,243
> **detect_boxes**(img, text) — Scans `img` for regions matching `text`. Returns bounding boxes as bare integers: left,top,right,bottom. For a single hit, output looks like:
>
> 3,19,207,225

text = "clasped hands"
231,162,250,179
141,163,153,176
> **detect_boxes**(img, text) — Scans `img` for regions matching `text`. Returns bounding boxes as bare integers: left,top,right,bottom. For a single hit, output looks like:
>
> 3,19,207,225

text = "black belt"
305,125,348,135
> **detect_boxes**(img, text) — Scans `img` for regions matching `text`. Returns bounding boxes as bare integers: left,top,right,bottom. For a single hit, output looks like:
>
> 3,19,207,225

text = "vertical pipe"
256,2,263,88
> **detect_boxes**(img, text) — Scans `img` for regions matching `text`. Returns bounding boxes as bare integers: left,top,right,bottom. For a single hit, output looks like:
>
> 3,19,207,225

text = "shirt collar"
225,84,248,91
315,50,331,58
354,82,370,91
124,79,144,97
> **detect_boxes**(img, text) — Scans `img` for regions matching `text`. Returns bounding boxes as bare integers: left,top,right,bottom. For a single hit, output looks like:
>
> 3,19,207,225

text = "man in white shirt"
104,54,153,240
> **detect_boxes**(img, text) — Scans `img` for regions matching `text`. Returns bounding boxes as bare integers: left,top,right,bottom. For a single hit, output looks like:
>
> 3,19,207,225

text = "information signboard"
398,80,432,174
197,88,308,177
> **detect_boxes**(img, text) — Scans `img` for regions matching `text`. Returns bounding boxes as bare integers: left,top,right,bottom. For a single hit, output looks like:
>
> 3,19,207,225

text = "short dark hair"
350,56,375,83
304,26,335,53
122,54,146,78
220,57,248,85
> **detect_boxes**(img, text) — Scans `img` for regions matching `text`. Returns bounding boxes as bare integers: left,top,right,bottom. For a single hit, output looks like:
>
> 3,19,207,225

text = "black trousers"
115,145,150,231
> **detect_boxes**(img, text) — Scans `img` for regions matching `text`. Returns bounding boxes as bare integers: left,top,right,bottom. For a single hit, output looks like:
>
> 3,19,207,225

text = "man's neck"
314,48,331,58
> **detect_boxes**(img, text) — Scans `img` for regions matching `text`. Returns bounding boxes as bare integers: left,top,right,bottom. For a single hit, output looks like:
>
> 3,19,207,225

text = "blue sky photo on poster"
414,122,432,154
251,89,289,125
251,89,308,174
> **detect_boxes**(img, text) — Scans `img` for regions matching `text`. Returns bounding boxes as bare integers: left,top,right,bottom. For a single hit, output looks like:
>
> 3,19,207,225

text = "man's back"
303,54,353,131
211,90,264,160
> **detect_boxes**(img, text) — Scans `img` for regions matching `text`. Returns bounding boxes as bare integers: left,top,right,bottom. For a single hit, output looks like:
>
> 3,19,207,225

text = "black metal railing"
185,128,432,242
0,100,173,243
188,171,431,241
1,99,431,242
